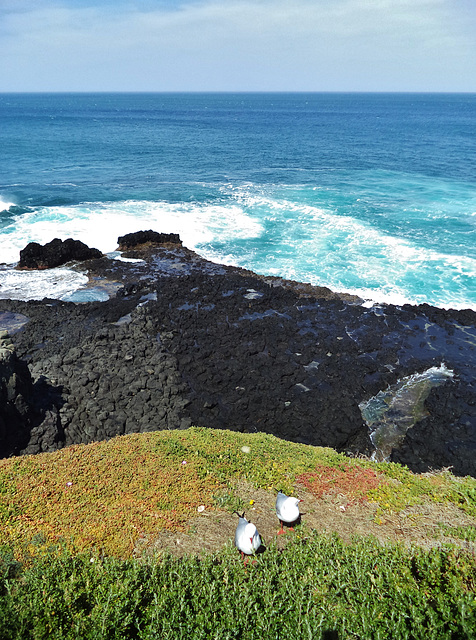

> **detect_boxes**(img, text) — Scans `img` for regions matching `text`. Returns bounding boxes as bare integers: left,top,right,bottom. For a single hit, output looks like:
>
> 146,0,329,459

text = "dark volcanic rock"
1,297,191,449
1,237,475,476
117,230,182,249
18,238,103,269
0,331,65,456
390,380,476,476
0,331,34,455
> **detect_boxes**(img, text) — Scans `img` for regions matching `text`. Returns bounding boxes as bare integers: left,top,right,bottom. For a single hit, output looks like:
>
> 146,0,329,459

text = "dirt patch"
135,481,476,559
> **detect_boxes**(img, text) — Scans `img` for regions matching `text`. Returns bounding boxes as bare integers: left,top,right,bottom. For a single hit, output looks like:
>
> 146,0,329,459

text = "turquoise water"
1,93,475,308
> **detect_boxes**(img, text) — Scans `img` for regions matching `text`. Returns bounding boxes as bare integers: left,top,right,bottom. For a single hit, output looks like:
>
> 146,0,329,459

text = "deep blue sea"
1,92,475,309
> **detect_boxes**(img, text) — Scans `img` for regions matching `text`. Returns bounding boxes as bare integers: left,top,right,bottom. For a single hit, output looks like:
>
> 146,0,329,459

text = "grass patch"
0,427,475,559
366,463,476,517
435,524,476,543
0,531,475,640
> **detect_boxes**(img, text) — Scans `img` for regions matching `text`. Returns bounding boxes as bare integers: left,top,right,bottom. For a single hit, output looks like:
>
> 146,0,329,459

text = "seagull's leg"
278,520,285,535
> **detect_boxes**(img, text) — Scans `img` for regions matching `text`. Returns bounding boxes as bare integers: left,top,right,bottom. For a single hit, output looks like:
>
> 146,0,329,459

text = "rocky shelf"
1,232,475,477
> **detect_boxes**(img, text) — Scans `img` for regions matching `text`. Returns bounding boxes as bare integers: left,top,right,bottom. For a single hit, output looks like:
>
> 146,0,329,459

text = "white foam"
0,200,263,265
109,252,145,263
1,195,475,310
0,197,15,213
0,268,88,301
206,192,476,310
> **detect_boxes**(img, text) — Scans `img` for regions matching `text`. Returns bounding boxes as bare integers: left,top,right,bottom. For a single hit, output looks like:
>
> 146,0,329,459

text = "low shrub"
0,532,475,640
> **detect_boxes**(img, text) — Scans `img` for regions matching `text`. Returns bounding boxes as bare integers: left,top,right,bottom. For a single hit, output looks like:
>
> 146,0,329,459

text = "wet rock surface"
1,240,475,476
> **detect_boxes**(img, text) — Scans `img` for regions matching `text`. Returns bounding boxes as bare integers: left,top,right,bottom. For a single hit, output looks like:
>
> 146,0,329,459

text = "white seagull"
234,512,261,564
275,490,302,534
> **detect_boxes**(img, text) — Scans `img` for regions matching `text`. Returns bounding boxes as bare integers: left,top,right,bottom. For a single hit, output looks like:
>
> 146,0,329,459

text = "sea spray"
359,364,455,462
1,93,475,310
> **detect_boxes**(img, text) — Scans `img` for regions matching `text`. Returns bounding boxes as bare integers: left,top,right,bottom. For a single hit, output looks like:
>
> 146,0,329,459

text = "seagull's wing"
275,490,288,516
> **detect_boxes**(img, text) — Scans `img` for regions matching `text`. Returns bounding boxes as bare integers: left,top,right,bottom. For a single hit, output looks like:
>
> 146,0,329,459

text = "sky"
1,0,476,92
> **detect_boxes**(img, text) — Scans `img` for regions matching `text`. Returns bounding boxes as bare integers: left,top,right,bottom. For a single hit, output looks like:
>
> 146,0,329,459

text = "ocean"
1,92,475,309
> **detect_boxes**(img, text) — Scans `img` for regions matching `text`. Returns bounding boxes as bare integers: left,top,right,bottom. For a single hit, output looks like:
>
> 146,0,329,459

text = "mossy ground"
0,427,475,560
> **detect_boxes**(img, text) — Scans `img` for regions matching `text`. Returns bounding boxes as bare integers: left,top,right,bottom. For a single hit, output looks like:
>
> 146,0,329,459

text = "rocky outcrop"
117,230,182,250
18,238,103,269
28,314,191,447
390,381,476,476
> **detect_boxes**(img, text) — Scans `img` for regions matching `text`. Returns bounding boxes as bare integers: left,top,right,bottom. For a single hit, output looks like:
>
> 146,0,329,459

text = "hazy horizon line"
1,90,475,95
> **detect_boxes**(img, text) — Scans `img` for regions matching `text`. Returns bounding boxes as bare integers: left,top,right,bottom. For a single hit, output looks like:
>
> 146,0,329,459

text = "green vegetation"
0,427,475,558
1,532,475,639
0,427,475,638
435,524,476,543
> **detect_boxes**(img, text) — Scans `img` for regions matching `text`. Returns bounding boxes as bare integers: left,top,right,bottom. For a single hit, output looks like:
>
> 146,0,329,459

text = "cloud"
1,0,475,91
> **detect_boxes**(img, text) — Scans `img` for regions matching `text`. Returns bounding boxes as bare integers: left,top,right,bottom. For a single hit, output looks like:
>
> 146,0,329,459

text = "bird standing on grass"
275,490,302,534
234,512,261,564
